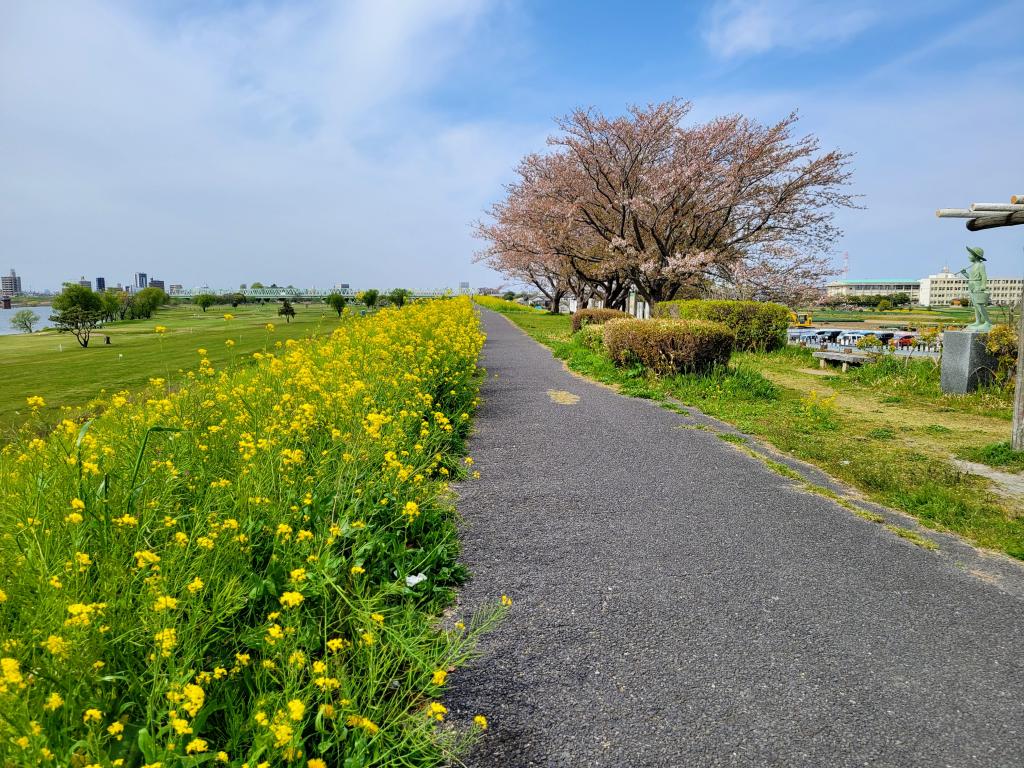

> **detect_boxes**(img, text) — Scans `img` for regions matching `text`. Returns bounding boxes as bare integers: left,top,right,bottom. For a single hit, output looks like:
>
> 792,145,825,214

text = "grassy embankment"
0,297,500,765
0,303,340,433
492,309,1023,560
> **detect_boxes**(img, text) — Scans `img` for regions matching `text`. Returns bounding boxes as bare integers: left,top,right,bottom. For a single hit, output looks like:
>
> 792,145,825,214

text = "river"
0,304,52,336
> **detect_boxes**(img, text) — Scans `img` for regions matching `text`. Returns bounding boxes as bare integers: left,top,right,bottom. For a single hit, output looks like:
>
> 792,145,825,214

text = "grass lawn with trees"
0,302,340,432
489,308,1023,560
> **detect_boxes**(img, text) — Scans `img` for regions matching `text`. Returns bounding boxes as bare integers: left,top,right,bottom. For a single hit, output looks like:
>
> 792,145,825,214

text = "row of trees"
191,288,412,316
50,284,170,347
476,99,856,312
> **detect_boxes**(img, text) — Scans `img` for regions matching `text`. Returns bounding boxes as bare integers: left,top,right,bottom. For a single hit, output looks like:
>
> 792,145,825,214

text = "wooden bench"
812,350,870,373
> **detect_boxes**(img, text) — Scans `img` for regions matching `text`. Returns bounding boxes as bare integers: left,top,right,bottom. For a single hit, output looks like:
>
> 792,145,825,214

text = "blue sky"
1,0,1021,292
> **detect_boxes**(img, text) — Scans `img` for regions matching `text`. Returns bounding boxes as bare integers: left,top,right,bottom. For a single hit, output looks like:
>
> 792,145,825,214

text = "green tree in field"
228,292,247,308
876,299,893,311
51,284,103,348
194,293,217,312
53,283,101,314
10,309,40,333
387,288,411,308
98,291,121,322
251,281,264,289
278,299,296,323
502,290,516,301
131,287,170,319
326,292,348,317
362,289,379,309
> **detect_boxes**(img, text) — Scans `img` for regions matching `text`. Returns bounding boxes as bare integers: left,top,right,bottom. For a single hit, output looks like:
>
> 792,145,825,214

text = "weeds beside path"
450,308,1024,767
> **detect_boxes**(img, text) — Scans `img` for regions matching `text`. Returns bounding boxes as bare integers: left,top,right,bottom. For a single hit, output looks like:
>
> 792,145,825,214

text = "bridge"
168,286,468,300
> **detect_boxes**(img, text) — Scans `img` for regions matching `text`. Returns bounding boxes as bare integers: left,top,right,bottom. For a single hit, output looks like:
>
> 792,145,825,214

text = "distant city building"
169,284,184,295
2,269,22,297
95,277,106,292
149,279,165,291
78,276,91,289
459,281,471,294
826,267,1024,307
134,272,148,290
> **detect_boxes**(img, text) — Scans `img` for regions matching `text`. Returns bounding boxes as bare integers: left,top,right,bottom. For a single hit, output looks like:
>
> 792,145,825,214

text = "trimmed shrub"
603,318,735,374
654,299,789,351
577,323,605,351
572,307,629,333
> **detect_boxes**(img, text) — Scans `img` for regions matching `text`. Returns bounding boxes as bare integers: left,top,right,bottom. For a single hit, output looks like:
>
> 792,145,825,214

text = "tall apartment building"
78,276,91,289
96,277,106,292
134,272,148,290
149,279,165,291
1,269,22,296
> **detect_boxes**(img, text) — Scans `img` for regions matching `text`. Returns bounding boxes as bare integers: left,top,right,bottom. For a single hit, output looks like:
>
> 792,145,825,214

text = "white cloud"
703,0,878,59
0,0,534,291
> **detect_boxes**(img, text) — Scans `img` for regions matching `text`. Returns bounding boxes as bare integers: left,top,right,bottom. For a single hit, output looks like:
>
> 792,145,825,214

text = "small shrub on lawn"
985,323,1019,389
577,323,605,351
654,299,789,352
571,308,629,333
602,318,734,375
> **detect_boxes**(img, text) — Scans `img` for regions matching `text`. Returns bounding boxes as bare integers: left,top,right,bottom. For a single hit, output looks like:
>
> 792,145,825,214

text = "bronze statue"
959,246,992,333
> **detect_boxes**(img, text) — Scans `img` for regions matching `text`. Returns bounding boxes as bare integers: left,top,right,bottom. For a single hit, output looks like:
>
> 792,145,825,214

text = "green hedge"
654,299,789,351
571,307,629,333
603,318,735,375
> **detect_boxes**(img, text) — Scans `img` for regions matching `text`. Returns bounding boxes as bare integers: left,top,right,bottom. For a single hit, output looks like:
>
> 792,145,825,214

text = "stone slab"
940,330,997,394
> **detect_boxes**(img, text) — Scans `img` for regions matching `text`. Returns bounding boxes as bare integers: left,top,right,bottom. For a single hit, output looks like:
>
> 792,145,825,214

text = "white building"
918,267,1024,307
825,279,921,302
826,268,1024,307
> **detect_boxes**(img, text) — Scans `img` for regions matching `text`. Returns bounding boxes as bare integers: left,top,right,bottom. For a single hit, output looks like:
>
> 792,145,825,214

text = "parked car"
788,328,820,342
809,329,843,344
837,331,869,346
895,334,917,347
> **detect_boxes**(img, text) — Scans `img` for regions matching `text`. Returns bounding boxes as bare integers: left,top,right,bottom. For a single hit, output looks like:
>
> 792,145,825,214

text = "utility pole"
1014,269,1024,450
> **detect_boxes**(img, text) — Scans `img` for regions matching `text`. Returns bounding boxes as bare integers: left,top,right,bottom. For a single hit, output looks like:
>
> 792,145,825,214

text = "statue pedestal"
940,331,996,394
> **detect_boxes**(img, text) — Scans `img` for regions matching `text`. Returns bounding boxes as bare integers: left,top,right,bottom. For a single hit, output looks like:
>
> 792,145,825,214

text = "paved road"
448,309,1024,768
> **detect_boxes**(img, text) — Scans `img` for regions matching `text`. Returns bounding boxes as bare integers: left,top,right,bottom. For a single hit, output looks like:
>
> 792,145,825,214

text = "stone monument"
940,246,997,394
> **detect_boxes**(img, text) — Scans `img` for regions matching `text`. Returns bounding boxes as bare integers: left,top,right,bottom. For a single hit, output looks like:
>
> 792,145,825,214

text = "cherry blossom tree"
478,98,855,307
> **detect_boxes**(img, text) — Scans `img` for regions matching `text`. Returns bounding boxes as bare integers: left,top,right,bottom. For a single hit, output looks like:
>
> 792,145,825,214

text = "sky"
1,0,1022,293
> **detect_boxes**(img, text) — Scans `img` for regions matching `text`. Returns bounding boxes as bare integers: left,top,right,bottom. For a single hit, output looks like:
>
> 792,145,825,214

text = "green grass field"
494,310,1023,559
0,302,342,433
803,305,1017,328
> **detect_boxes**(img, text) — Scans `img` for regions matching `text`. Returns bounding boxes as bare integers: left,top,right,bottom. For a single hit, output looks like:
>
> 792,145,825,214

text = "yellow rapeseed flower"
279,591,304,609
152,595,179,612
431,669,447,686
474,714,488,730
350,565,365,576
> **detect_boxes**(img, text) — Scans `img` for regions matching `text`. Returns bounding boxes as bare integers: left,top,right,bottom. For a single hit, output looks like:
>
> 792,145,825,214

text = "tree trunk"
550,290,564,314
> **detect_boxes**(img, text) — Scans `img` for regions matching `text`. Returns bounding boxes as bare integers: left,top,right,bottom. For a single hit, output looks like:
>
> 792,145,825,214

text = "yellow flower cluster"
0,298,492,765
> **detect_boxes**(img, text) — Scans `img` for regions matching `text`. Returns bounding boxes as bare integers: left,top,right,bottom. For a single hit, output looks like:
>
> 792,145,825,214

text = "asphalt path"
448,309,1024,768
